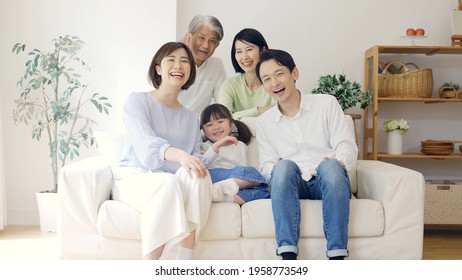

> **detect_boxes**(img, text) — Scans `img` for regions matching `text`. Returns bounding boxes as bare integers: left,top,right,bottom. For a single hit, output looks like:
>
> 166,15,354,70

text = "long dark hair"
200,104,253,144
231,28,269,74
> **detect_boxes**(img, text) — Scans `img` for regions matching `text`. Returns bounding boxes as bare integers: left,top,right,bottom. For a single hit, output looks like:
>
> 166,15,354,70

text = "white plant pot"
387,130,403,155
36,191,59,232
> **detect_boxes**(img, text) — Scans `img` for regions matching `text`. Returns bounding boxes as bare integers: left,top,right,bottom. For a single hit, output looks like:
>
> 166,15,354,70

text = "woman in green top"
218,28,275,119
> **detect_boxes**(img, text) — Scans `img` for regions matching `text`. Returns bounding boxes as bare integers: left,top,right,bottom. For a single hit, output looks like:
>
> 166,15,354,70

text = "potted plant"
383,118,410,155
12,35,112,231
438,82,461,98
311,74,371,112
383,119,410,135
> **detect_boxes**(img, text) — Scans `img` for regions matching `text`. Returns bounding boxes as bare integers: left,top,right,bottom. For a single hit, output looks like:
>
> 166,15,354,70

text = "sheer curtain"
0,106,5,230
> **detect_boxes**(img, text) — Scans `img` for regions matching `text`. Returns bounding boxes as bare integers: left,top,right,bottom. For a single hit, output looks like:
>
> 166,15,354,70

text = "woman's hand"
212,136,238,153
179,153,208,178
165,147,208,178
257,105,275,115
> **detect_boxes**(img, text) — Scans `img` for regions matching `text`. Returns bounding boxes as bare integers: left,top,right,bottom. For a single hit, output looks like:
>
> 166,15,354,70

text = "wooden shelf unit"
363,45,462,160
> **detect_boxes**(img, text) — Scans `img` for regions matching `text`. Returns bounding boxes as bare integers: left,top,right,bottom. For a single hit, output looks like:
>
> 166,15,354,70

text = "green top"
218,74,275,119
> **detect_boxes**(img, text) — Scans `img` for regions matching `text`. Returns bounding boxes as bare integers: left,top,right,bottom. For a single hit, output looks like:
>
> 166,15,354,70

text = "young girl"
200,103,269,205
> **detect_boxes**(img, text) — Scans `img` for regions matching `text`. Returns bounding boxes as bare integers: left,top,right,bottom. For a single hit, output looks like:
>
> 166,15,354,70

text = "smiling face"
259,58,299,104
187,26,220,66
203,115,233,143
234,40,261,73
155,48,191,89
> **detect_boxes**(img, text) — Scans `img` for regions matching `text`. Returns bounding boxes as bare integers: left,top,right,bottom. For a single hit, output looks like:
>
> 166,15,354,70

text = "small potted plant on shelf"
438,82,461,98
12,35,112,231
311,74,372,112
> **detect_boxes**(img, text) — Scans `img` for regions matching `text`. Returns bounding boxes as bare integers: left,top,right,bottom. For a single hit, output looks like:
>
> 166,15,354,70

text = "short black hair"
256,49,296,83
148,42,196,90
231,28,268,73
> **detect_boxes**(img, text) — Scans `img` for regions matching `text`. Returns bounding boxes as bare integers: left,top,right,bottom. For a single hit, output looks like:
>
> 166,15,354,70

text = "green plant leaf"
312,73,371,111
12,35,112,191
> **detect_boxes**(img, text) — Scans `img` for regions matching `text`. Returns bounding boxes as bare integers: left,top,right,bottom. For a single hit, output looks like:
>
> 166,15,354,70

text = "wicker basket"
425,180,462,225
438,86,462,99
378,61,433,98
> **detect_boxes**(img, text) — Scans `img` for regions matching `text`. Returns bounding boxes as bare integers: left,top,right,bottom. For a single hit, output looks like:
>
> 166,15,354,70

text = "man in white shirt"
255,49,357,260
179,15,227,114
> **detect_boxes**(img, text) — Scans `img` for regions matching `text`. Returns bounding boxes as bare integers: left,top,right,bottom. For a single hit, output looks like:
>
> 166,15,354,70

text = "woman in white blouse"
117,42,212,260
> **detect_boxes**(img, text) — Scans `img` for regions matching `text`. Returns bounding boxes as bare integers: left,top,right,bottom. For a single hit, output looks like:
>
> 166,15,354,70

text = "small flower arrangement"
383,119,410,135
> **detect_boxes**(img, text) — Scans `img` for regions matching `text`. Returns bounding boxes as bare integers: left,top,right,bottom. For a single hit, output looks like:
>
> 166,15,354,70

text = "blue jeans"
270,159,351,258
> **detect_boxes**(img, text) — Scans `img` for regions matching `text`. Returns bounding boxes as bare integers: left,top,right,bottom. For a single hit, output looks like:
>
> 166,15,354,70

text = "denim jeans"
270,159,351,258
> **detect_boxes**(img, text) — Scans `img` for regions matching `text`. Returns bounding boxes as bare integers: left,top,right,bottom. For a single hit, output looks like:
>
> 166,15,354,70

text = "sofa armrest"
356,159,425,258
58,156,113,259
356,159,425,205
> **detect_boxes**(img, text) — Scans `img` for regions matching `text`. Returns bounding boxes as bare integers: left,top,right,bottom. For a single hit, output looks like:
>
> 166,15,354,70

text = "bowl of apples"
402,28,427,45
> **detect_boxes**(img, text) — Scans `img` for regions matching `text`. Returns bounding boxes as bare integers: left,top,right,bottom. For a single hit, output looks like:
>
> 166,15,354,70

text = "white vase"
387,130,403,155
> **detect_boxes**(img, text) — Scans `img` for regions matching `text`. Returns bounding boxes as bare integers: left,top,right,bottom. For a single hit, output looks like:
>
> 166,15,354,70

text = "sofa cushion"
97,200,242,241
94,130,129,168
199,203,242,241
240,117,260,169
241,199,384,238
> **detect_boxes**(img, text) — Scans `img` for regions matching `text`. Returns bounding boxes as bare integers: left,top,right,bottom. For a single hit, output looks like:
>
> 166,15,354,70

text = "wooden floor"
0,225,59,260
422,227,462,260
0,225,461,259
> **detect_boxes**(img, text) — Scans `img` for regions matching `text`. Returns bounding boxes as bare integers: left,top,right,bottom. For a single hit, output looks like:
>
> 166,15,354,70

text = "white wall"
178,0,462,180
0,0,176,225
178,0,457,90
0,99,5,229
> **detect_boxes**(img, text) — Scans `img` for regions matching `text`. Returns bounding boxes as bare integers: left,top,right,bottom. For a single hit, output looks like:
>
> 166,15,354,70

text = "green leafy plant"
312,74,371,111
12,35,112,191
440,82,460,92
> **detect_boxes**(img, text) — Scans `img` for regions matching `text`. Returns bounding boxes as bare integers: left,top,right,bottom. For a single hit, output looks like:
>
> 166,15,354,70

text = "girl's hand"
212,136,238,153
179,153,208,178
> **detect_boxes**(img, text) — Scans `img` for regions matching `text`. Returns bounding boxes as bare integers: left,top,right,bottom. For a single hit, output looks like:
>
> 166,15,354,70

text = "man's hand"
316,157,346,171
180,32,191,45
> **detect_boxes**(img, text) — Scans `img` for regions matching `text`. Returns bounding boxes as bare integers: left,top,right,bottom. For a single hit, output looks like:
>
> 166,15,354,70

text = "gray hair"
188,15,224,41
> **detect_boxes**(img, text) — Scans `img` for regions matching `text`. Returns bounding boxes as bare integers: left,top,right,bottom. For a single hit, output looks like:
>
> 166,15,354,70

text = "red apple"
415,28,425,36
406,28,416,36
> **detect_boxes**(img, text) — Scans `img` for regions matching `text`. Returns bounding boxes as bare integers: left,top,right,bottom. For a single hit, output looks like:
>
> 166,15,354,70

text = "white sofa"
57,116,425,260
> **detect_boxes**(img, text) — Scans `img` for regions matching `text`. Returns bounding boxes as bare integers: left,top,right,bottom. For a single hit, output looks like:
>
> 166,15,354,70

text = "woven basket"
378,61,433,98
425,182,462,224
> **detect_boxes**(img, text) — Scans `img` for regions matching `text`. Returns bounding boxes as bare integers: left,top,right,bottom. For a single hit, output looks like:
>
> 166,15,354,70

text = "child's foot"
212,179,239,202
211,184,225,202
220,179,239,196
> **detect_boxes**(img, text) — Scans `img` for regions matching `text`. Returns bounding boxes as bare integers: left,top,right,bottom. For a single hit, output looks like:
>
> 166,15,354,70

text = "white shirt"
201,140,247,169
178,57,227,114
256,93,357,182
